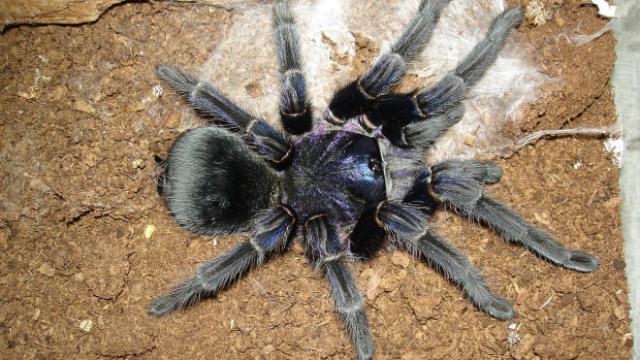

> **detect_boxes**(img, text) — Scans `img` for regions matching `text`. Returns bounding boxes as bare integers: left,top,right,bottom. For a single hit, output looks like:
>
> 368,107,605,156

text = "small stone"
37,263,56,277
614,305,627,320
144,224,156,239
132,159,145,169
152,84,163,98
73,272,85,282
79,319,93,333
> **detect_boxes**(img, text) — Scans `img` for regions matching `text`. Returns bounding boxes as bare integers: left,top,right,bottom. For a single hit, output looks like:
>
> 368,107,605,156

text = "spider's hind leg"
373,199,515,319
429,161,599,272
149,205,295,316
304,215,374,360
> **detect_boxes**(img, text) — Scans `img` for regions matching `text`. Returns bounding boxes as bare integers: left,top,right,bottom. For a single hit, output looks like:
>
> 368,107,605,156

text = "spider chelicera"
148,1,598,358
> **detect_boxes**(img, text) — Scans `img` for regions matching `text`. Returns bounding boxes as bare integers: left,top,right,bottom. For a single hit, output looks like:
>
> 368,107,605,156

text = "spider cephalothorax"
148,1,598,359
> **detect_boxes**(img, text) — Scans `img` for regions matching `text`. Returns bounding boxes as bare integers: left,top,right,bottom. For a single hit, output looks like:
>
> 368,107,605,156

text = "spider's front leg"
326,0,452,125
149,205,295,316
428,161,599,272
304,215,374,360
156,65,292,166
373,198,515,320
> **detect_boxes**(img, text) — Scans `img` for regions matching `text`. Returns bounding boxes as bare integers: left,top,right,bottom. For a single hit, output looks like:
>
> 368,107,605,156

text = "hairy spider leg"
325,0,452,124
429,159,503,185
418,229,517,319
149,205,295,316
381,168,517,319
156,64,293,166
273,1,313,135
374,198,515,319
392,103,465,147
303,215,374,360
428,160,600,272
383,159,598,318
378,7,523,146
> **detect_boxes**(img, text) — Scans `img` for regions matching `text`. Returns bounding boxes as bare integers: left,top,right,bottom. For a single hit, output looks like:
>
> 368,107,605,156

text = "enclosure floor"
0,1,631,359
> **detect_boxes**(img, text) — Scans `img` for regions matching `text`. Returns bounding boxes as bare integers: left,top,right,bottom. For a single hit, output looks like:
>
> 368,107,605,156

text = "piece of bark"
0,0,244,28
0,0,124,28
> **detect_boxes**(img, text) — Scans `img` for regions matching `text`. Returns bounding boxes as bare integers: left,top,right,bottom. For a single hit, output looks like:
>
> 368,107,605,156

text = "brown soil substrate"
0,1,630,359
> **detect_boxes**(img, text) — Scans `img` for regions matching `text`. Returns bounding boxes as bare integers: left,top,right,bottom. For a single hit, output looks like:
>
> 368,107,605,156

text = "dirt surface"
0,1,631,359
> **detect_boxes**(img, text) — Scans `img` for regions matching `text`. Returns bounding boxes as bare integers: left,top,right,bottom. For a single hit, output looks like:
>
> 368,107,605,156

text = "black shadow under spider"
148,1,599,359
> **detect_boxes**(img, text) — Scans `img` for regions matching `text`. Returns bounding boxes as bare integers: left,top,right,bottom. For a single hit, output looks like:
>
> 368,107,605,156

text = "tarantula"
148,1,599,359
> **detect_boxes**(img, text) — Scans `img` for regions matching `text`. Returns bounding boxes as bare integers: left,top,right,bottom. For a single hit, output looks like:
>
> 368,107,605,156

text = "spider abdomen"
160,127,280,236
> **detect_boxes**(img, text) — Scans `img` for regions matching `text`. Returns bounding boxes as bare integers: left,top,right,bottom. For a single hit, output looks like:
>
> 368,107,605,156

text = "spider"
148,1,599,359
